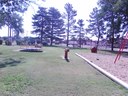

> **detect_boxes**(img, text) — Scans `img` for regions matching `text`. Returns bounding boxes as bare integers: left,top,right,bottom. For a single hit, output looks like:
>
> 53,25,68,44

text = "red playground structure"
114,32,128,63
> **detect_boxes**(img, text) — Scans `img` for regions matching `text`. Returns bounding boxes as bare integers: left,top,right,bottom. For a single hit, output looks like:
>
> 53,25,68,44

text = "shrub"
0,39,3,45
91,47,97,53
42,41,48,46
5,40,12,46
16,40,22,45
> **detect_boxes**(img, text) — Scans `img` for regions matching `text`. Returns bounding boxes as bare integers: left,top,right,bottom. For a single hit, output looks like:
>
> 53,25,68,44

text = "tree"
94,0,128,51
1,12,24,40
98,0,122,51
10,13,24,39
64,3,77,47
47,7,64,46
0,11,6,28
0,0,32,14
74,19,85,48
86,7,105,48
0,0,45,38
32,7,48,44
114,0,128,32
0,0,31,28
32,7,64,46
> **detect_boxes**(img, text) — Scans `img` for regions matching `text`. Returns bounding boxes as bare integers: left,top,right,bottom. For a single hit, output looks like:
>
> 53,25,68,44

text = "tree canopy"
63,3,77,47
0,0,35,40
86,7,105,48
87,0,128,51
32,7,64,45
73,19,85,48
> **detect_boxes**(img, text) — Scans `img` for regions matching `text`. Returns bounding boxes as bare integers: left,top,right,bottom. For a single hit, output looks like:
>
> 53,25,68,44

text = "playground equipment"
19,42,43,52
114,32,128,63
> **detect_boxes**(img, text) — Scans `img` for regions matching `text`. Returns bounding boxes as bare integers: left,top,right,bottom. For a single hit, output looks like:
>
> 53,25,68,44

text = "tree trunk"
41,27,43,45
16,32,20,40
9,27,12,42
96,29,100,49
41,17,44,45
79,27,82,48
67,15,70,47
41,31,43,45
96,18,100,49
8,25,10,38
111,12,115,51
96,35,100,49
50,21,53,46
8,25,12,42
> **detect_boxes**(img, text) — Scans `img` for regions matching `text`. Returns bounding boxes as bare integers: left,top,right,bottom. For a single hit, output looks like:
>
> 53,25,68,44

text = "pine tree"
86,7,105,48
64,3,77,47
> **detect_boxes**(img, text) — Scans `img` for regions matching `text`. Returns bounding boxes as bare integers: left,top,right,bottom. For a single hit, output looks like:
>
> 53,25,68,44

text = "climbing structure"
114,32,128,63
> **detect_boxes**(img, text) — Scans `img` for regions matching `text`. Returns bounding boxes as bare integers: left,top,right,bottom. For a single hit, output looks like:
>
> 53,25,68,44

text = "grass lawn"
0,45,128,96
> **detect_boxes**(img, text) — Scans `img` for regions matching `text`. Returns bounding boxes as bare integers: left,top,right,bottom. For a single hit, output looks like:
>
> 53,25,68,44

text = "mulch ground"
80,52,128,84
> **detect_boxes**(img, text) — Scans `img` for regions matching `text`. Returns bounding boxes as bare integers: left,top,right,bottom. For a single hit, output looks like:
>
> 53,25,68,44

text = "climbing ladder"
114,32,128,63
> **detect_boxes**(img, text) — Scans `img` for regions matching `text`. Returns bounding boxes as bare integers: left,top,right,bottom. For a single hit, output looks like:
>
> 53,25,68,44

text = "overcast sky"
0,0,98,37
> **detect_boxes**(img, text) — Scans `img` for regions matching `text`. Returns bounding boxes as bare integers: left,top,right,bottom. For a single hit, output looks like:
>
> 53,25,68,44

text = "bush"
16,40,22,45
5,40,12,46
42,41,48,46
91,47,97,53
0,39,3,45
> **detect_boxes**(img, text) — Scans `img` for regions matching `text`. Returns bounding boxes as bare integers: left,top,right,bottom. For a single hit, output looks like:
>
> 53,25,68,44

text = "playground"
0,45,127,96
79,51,128,84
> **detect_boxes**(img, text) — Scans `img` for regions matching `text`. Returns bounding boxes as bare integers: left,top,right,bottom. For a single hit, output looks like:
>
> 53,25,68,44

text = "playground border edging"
75,53,128,90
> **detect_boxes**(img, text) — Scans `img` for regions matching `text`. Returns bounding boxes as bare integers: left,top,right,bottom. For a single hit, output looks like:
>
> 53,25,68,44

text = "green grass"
0,74,32,92
0,45,128,96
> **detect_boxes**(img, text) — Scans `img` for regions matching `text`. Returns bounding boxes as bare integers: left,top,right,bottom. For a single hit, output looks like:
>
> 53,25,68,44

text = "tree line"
0,0,85,47
32,3,85,47
86,0,128,51
0,0,31,39
0,0,128,50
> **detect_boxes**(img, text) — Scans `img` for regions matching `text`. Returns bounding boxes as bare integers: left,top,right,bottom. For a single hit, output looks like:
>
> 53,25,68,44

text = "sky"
0,0,98,37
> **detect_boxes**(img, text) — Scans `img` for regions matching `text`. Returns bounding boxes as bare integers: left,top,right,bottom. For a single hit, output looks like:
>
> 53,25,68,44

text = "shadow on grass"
65,58,70,62
0,58,25,68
